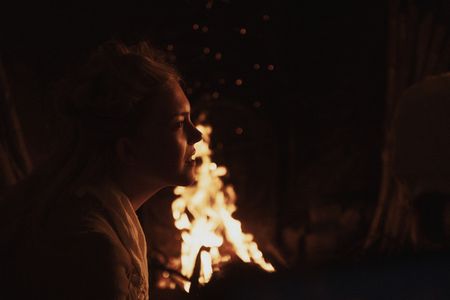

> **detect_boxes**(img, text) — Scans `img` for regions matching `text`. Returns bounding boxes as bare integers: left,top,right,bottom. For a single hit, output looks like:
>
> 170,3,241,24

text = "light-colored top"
75,181,149,300
16,181,150,300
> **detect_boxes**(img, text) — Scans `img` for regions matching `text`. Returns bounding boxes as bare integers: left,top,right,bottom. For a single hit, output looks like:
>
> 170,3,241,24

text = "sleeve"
42,231,130,300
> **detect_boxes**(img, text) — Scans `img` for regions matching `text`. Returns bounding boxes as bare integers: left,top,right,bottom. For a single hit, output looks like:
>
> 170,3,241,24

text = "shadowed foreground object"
194,253,450,300
393,73,450,192
0,58,32,188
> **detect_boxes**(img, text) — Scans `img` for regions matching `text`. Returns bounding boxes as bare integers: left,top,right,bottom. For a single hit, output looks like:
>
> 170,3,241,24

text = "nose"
188,125,203,145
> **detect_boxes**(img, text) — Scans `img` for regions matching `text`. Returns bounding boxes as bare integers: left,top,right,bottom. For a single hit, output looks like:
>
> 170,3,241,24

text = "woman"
0,40,202,299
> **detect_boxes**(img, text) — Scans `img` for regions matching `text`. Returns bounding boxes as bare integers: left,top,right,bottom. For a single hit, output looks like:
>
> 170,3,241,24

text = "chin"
164,171,195,187
164,164,197,187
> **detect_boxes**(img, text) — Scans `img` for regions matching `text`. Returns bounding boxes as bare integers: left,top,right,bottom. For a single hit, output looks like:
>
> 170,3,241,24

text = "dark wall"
1,0,388,261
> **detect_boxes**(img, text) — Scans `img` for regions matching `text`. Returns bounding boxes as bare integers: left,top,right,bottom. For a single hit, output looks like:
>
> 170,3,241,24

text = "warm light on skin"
114,81,202,211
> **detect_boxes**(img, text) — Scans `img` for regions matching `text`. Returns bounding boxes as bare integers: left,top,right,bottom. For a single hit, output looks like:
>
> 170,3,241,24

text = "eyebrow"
171,112,190,118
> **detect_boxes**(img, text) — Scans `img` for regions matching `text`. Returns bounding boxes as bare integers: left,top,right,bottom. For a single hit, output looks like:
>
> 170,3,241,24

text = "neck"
112,171,163,211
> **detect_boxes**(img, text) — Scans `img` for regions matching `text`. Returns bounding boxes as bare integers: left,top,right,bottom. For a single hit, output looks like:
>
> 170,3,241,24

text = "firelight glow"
171,124,275,292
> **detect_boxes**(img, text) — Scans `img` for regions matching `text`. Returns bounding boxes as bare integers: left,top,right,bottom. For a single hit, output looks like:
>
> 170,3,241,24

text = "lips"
185,150,196,163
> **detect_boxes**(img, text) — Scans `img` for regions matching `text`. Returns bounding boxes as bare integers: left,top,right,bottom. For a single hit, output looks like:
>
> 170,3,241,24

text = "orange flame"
171,125,275,292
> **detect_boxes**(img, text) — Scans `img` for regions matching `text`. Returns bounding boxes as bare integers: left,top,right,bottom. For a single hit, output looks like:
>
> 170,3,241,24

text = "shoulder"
35,193,136,298
36,225,132,299
48,190,132,263
50,189,115,236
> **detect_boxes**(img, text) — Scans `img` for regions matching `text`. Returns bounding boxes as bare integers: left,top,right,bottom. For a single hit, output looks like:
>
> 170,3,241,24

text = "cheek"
141,133,187,172
163,134,186,161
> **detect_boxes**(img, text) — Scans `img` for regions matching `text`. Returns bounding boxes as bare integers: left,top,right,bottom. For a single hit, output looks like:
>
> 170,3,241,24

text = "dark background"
0,0,388,262
9,0,448,265
2,1,450,298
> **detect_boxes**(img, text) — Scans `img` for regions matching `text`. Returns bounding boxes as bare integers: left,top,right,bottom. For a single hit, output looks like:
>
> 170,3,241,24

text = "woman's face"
129,80,203,187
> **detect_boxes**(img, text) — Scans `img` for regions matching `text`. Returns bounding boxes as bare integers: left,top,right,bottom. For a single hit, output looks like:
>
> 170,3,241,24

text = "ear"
115,137,136,166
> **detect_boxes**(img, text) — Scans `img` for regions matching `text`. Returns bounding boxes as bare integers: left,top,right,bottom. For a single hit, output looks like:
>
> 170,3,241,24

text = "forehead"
152,81,190,118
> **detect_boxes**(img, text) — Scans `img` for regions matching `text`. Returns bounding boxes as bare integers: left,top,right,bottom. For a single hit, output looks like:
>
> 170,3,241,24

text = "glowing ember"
170,125,275,292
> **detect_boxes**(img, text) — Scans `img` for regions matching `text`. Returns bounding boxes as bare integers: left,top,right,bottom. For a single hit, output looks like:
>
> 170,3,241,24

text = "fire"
171,124,275,292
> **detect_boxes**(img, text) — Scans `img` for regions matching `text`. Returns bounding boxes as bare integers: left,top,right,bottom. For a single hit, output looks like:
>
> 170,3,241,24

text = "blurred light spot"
214,52,222,60
202,26,209,33
198,112,207,123
267,64,275,71
235,79,243,86
218,78,226,85
212,91,220,99
206,1,213,9
162,272,170,279
239,28,247,35
203,47,211,55
166,44,174,51
253,101,261,108
235,127,244,135
263,15,270,21
253,63,261,70
193,24,200,30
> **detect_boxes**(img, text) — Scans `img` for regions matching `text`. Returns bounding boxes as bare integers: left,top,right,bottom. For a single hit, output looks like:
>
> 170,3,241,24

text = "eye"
173,114,190,130
174,116,186,129
176,120,184,128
